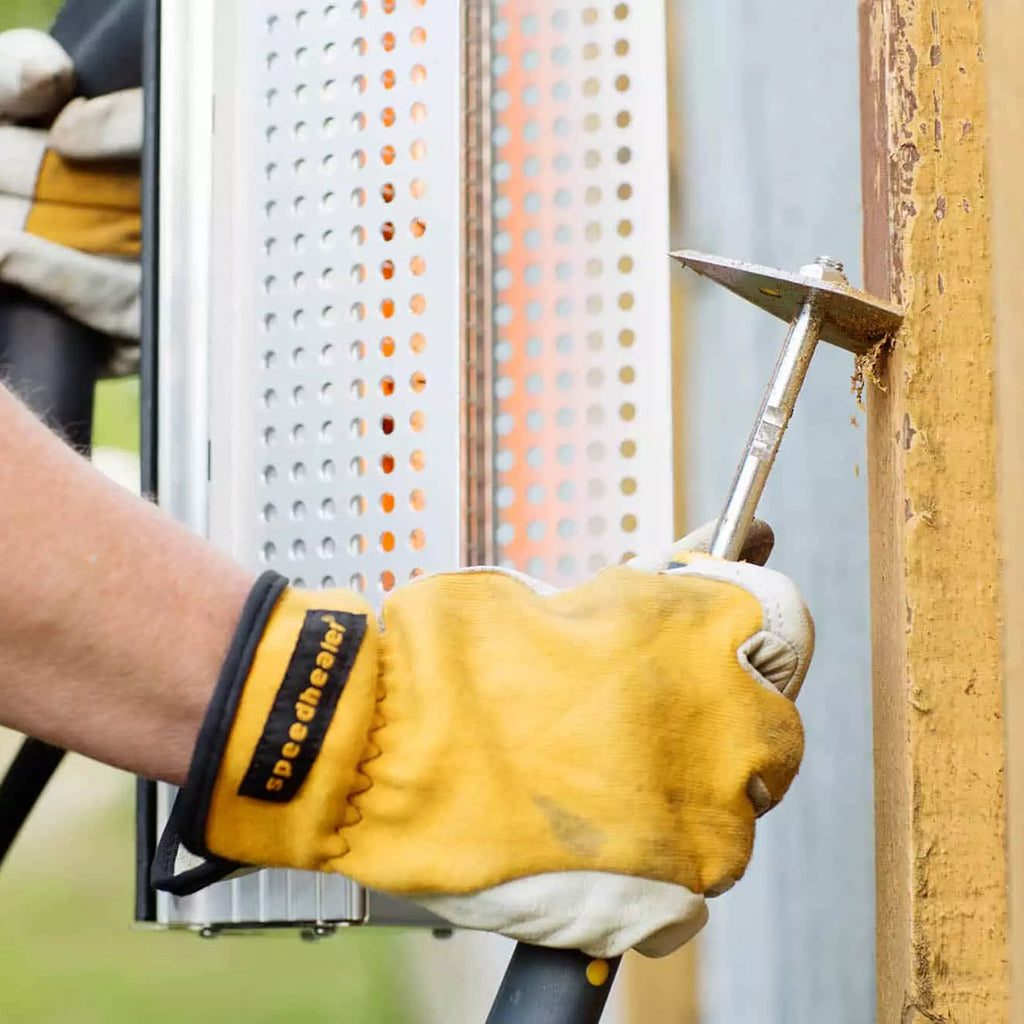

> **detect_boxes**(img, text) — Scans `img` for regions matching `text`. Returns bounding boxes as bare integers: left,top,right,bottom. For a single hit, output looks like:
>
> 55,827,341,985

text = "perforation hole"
380,571,396,592
381,31,396,52
409,450,425,472
410,63,427,84
410,26,427,45
381,336,396,356
350,573,366,593
381,221,396,241
410,102,427,123
410,139,427,161
410,332,426,353
382,415,395,435
380,531,396,553
381,144,396,165
381,493,395,513
381,259,395,280
381,68,396,89
381,298,395,318
381,106,396,127
410,489,426,511
409,294,426,315
410,217,426,237
380,376,395,396
409,410,425,432
410,371,427,393
410,529,426,551
381,182,396,202
410,254,426,274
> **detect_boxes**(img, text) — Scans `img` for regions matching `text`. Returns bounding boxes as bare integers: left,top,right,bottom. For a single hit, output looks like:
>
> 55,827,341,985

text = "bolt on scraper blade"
670,250,904,356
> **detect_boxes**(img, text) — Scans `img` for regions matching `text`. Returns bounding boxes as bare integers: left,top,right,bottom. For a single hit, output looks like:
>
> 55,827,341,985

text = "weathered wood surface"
860,1,1009,1020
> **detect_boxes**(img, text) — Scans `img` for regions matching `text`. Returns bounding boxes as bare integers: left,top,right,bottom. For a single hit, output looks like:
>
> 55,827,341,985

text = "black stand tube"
485,945,621,1024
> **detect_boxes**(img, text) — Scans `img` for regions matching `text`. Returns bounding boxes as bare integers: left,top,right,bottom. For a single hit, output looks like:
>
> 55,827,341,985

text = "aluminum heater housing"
142,0,672,932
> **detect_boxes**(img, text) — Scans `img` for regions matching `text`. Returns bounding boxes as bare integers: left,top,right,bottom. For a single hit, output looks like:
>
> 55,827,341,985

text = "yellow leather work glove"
0,28,141,371
154,523,812,957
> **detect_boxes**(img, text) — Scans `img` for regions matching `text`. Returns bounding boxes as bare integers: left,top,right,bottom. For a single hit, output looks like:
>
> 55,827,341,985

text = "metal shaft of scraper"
709,285,827,560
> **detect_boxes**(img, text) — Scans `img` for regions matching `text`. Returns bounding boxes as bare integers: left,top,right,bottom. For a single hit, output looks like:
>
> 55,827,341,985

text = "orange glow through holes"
380,375,395,396
381,531,396,553
410,254,426,274
410,489,426,511
381,570,396,592
410,529,426,551
410,332,426,353
410,217,426,237
381,182,396,202
410,26,426,45
409,410,425,432
381,298,395,318
381,221,396,241
381,453,395,473
381,144,396,165
381,259,395,280
382,31,396,51
381,493,396,513
409,450,425,471
381,336,396,356
381,106,396,127
382,415,395,435
410,370,427,392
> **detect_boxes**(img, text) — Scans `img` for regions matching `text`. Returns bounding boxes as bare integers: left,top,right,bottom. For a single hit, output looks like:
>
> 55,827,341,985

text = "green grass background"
0,4,408,1020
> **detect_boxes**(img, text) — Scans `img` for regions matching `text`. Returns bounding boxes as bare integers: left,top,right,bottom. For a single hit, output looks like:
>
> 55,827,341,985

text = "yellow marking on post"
586,959,610,987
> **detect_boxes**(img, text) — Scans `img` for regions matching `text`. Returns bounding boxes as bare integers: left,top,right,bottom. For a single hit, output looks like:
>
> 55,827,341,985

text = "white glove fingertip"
669,558,814,700
0,30,73,120
50,88,144,160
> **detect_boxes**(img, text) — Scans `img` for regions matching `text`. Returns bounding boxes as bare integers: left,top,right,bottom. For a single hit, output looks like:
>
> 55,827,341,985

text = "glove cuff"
152,571,378,893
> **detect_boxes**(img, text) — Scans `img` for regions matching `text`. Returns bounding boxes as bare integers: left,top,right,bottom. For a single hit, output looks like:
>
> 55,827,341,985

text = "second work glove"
0,28,141,370
155,544,811,957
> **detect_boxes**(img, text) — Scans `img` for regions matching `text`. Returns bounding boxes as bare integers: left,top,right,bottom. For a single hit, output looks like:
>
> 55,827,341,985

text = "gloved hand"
0,28,141,372
154,521,812,958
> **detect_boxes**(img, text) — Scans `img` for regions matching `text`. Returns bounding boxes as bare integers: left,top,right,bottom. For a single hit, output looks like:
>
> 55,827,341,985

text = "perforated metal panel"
156,0,460,929
488,0,673,582
151,0,671,930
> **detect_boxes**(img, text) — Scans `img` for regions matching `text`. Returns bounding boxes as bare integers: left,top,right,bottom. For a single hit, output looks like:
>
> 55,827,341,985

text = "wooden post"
986,3,1024,1022
860,2,1010,1021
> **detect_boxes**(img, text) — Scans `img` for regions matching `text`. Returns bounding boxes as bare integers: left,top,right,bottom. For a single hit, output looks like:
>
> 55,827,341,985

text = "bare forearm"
0,383,251,783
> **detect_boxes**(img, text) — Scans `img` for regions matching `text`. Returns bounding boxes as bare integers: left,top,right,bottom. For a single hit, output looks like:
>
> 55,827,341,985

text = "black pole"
485,945,621,1024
